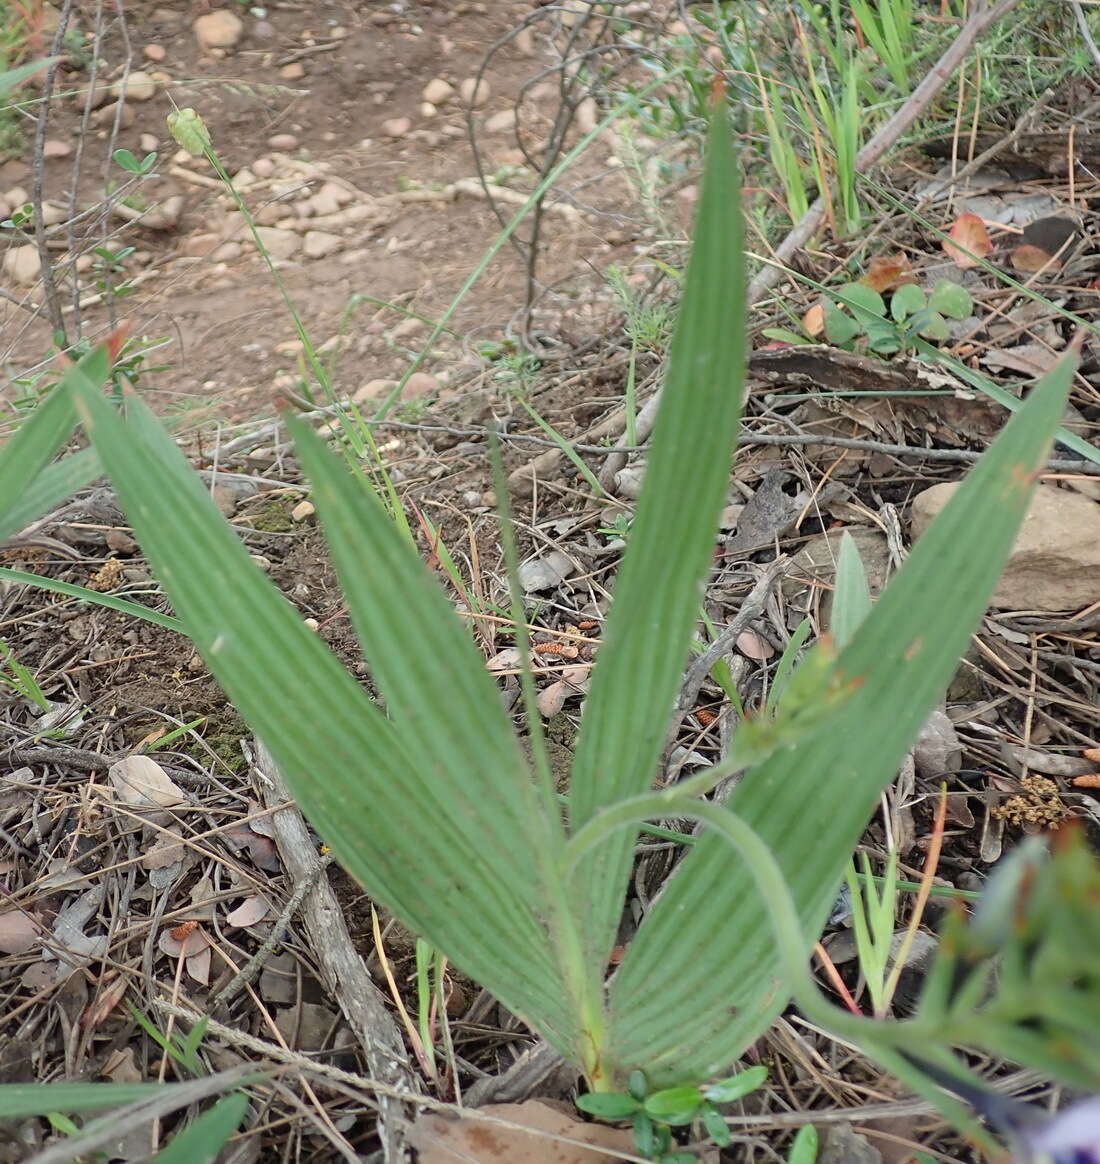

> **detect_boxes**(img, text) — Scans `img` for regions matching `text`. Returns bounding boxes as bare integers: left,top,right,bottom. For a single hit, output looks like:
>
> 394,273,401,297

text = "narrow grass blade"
567,105,747,973
152,1093,249,1164
0,568,184,632
1,445,102,543
831,532,872,648
0,351,107,541
0,1082,163,1118
608,351,1078,1085
69,386,574,1052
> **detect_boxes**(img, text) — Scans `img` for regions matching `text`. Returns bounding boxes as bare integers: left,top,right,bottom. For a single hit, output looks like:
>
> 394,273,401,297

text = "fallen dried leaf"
735,628,775,661
802,302,825,337
486,648,521,673
860,252,917,293
159,924,210,959
186,944,212,985
226,895,271,929
20,961,56,990
537,680,568,719
980,342,1059,376
0,910,40,954
108,756,185,808
83,972,129,1029
142,829,186,870
943,213,992,268
102,1046,142,1084
408,1099,633,1164
1010,243,1059,273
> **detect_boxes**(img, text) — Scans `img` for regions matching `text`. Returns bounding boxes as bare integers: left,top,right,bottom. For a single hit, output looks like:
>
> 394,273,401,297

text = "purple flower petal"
1020,1098,1100,1163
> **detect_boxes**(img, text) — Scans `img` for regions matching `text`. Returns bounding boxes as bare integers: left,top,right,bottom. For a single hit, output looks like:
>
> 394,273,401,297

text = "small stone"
318,181,352,206
422,77,454,105
303,618,320,632
459,76,490,108
3,244,41,286
392,316,425,339
39,201,68,226
381,117,412,138
419,102,437,119
250,554,273,572
143,43,166,61
267,133,299,151
484,108,516,134
251,156,275,178
291,500,315,521
575,97,599,135
308,187,341,216
330,26,347,39
6,186,27,208
212,241,241,262
92,102,135,129
303,230,343,258
105,529,137,554
252,226,300,259
139,133,159,153
187,653,204,672
116,70,157,102
232,167,257,189
279,62,306,81
183,232,219,257
404,371,439,398
353,378,398,403
514,26,534,56
193,9,244,50
253,203,284,226
42,138,71,159
252,20,276,40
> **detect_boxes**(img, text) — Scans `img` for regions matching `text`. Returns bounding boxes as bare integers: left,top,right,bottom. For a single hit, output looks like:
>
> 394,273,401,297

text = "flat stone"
422,77,454,105
278,62,306,81
252,226,300,259
303,230,342,258
381,116,412,138
267,133,299,151
911,482,1100,612
115,70,156,102
784,527,892,610
3,244,41,285
459,76,490,107
92,102,135,129
42,138,71,158
139,133,159,153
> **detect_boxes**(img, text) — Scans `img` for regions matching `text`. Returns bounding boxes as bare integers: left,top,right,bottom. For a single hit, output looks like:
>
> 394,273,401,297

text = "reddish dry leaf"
860,252,917,293
943,213,992,269
225,895,271,929
246,800,275,838
246,832,281,873
83,973,129,1030
159,924,210,959
186,944,212,985
802,302,825,337
735,628,776,661
1010,243,1060,273
0,909,40,955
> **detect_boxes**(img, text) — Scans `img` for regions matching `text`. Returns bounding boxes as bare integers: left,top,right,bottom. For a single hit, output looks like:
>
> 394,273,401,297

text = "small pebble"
42,139,71,159
193,9,243,49
381,116,412,138
143,44,166,61
303,230,342,259
422,77,454,105
279,62,305,81
291,500,315,521
303,618,320,632
459,76,490,108
267,132,299,150
139,132,159,153
251,156,275,178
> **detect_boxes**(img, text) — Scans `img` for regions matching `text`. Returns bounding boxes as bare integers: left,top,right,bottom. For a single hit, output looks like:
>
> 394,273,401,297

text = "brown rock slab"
193,9,243,50
911,482,1100,611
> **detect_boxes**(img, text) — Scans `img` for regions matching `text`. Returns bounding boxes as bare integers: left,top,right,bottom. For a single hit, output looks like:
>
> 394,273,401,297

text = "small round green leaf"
644,1087,703,1125
786,1124,819,1163
112,148,141,173
890,283,925,322
837,282,886,322
823,302,860,347
575,1092,639,1121
928,279,972,319
701,1103,732,1147
917,311,949,342
627,1069,648,1102
703,1065,768,1104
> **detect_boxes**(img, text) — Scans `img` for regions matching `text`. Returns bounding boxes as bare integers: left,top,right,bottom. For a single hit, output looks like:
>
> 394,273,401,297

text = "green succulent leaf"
823,301,860,346
890,282,925,321
928,279,972,319
576,1092,640,1120
702,1065,768,1103
644,1086,704,1124
701,1102,733,1147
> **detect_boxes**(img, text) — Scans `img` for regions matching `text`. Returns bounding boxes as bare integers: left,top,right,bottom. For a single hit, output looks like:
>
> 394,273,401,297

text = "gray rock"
302,230,342,258
252,226,300,259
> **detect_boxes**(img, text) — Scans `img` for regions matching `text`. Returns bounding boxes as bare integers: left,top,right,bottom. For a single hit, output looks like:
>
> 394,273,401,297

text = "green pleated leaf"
830,532,872,649
567,103,747,974
68,386,575,1053
607,351,1078,1084
0,351,107,541
287,416,581,1048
